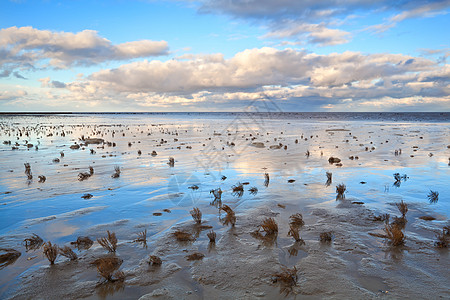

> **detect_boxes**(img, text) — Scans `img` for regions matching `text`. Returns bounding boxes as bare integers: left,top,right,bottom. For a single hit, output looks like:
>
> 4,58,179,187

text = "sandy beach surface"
0,112,449,299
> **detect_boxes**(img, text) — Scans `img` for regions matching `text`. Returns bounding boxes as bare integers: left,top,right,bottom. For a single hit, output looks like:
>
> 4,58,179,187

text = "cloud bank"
37,47,448,111
0,26,169,77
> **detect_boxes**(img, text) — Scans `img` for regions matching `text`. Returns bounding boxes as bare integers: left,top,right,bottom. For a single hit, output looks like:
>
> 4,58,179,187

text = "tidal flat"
0,112,449,299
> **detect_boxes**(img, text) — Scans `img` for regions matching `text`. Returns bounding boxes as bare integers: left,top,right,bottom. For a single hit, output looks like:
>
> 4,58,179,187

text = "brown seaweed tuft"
148,255,162,265
289,213,305,228
264,173,270,187
134,229,147,245
336,184,346,199
427,190,439,204
248,186,258,195
70,236,94,250
186,252,204,261
59,246,78,260
207,230,216,243
93,257,124,282
173,230,194,241
221,204,236,227
395,200,408,217
43,241,58,265
260,218,278,235
288,225,304,243
231,182,244,197
97,231,118,253
210,188,222,202
190,207,202,224
0,248,21,270
111,166,121,178
435,228,448,248
384,223,406,246
373,213,390,223
320,231,333,243
325,172,332,186
23,233,43,251
272,265,298,287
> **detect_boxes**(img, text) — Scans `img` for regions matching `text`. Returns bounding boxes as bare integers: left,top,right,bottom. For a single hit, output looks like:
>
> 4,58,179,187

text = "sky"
0,0,449,112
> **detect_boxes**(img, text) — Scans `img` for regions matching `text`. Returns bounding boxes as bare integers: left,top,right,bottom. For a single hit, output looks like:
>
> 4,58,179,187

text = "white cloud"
45,47,448,111
0,26,169,76
0,90,27,101
263,23,351,46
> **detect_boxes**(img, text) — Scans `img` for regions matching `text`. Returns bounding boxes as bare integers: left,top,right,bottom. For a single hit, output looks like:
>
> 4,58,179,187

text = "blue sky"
0,0,449,112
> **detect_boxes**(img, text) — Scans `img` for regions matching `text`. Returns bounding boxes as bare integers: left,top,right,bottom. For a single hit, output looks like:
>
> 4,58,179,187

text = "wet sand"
0,113,449,299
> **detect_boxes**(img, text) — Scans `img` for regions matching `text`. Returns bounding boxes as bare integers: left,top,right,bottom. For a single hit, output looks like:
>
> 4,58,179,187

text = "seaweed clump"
111,166,121,178
325,172,332,186
186,252,204,261
272,266,298,288
92,257,124,282
190,207,202,224
264,173,270,187
207,230,216,243
320,232,333,243
59,246,78,260
70,236,94,250
336,184,346,200
43,241,58,265
173,230,194,242
97,231,118,253
221,204,236,227
384,223,406,246
435,227,449,248
0,248,21,270
428,190,439,204
23,234,43,251
231,182,244,197
148,255,162,266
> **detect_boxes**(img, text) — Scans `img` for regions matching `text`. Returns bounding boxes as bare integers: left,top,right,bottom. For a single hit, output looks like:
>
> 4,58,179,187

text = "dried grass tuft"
59,246,78,260
23,234,43,251
97,231,118,253
173,230,194,241
190,207,202,224
43,241,58,264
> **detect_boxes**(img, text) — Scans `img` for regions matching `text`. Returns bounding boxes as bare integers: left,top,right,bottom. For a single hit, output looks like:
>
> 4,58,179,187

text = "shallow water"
0,113,449,299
